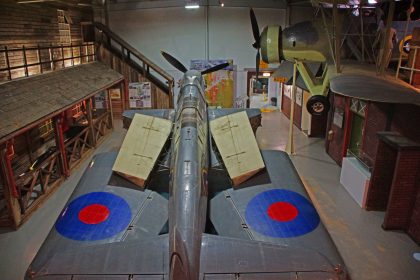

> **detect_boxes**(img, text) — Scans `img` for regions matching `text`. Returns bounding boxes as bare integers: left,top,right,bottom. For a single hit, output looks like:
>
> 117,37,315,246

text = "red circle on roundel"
78,204,110,225
267,202,298,222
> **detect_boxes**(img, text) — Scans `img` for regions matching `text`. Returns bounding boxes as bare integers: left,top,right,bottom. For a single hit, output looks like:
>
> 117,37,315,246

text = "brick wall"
390,104,420,143
326,94,346,165
383,150,420,230
408,187,420,245
365,140,398,211
310,112,327,138
361,102,392,167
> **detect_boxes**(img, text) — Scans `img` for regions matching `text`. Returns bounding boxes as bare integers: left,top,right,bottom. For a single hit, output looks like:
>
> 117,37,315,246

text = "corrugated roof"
0,62,123,143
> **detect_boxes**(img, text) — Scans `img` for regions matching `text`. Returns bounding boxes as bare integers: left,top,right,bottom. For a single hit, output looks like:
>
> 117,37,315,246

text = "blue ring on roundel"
55,192,131,241
245,189,320,238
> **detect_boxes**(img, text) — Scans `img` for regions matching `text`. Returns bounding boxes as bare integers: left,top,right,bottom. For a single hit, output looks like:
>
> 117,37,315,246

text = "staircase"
93,22,174,108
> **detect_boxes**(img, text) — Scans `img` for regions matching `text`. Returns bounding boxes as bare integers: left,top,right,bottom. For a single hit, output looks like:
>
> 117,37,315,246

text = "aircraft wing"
330,73,420,105
27,152,169,279
207,150,347,278
200,234,342,279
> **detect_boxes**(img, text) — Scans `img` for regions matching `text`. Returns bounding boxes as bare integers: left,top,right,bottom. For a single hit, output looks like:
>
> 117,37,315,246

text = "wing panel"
132,276,164,280
124,191,168,241
34,277,72,280
200,234,341,276
209,150,345,271
210,111,265,186
204,273,294,280
113,113,172,188
72,276,128,279
34,236,168,277
28,153,169,279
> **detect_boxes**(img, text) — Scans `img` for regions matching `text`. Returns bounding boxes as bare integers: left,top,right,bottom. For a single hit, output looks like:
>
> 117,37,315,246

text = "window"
39,119,54,138
350,98,366,117
57,10,71,44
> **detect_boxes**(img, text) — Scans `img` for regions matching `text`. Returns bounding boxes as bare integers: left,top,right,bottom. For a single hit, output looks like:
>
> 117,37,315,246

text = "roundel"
245,189,320,238
399,35,412,57
55,192,131,241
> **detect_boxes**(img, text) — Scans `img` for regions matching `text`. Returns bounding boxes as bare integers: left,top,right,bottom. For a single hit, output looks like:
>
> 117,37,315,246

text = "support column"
0,141,21,228
123,79,129,109
53,115,70,177
107,89,114,129
286,61,297,155
86,98,96,148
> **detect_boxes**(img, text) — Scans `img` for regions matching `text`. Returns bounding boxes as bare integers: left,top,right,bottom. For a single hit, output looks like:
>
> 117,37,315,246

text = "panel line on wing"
210,111,265,186
112,114,172,188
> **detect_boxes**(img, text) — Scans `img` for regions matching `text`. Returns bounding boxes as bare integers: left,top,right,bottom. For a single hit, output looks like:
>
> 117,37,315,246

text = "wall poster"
94,91,107,109
129,82,152,108
283,85,291,98
190,59,234,108
109,88,121,100
295,87,303,106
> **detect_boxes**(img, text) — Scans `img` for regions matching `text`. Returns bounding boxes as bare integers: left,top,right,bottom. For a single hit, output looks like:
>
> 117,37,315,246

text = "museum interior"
0,0,419,279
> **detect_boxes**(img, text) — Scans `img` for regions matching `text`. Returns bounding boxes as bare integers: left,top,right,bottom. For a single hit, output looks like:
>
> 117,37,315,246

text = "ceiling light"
17,0,55,3
263,72,271,77
185,4,199,9
219,0,224,7
185,0,199,9
368,0,377,3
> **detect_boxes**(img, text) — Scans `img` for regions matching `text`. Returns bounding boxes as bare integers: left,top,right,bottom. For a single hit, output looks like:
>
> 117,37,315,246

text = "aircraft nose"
260,25,284,64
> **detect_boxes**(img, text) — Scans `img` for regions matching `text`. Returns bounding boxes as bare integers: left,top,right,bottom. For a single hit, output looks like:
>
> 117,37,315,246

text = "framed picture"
109,88,121,100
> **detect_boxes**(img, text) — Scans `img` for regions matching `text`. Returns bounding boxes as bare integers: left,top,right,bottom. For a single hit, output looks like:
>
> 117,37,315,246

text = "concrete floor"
1,112,419,280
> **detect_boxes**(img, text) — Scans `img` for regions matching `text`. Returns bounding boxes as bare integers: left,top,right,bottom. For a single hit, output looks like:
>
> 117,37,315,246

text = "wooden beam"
379,0,395,75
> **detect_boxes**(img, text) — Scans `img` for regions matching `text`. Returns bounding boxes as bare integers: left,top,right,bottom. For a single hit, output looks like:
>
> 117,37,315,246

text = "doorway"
348,113,365,157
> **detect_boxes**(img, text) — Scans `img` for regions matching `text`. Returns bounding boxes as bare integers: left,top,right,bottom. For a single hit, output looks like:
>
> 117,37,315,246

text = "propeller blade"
161,51,188,73
255,51,260,82
201,62,230,75
250,8,260,49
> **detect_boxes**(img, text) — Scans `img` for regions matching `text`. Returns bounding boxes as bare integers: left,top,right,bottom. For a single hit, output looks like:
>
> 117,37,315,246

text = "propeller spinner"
249,8,284,70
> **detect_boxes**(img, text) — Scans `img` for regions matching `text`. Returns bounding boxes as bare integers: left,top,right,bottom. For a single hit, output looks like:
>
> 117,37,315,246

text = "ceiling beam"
109,0,288,11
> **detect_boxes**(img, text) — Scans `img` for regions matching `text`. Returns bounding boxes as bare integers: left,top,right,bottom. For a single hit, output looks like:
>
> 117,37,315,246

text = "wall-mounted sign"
109,88,121,100
283,85,291,98
274,77,287,83
94,91,106,109
259,60,269,69
333,108,344,128
295,88,303,106
129,82,152,108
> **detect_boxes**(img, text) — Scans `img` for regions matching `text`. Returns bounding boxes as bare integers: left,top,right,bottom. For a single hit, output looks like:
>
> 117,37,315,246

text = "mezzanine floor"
0,112,419,280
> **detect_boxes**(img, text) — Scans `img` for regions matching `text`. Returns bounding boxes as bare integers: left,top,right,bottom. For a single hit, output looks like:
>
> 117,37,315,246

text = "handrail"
93,22,174,85
0,43,95,81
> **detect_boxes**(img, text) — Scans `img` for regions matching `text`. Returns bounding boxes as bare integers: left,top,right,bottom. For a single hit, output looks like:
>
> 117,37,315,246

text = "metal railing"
346,149,373,172
14,151,63,214
93,22,174,107
65,126,93,170
0,42,96,81
396,45,420,85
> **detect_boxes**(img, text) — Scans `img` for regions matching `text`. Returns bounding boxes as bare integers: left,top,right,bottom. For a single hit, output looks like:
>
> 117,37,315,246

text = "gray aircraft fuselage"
168,70,209,280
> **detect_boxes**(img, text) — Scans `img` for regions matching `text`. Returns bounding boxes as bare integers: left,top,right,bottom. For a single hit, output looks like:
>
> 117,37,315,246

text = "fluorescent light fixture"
185,0,199,9
17,0,55,3
263,72,271,77
368,0,377,4
185,4,199,9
